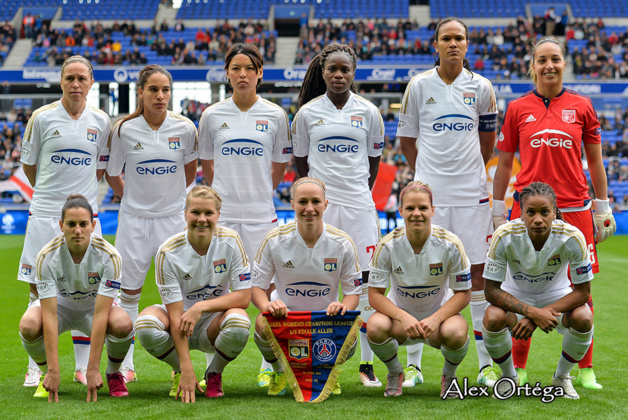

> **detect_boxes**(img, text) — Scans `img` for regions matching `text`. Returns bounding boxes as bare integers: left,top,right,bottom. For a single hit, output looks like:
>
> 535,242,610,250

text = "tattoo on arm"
486,280,533,317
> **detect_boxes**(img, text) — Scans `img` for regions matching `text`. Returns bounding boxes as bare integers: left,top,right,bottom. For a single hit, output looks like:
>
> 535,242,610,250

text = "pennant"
261,311,362,403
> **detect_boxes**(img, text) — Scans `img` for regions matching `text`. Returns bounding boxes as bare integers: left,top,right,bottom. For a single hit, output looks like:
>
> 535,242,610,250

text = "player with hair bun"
492,37,613,389
106,64,199,382
19,195,133,402
367,181,471,399
397,17,499,388
18,55,111,388
483,182,594,400
292,43,385,388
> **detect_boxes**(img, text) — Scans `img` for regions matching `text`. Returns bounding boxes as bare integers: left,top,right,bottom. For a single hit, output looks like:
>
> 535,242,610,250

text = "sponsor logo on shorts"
256,120,269,132
239,273,251,281
168,137,181,150
463,92,476,106
87,128,98,142
351,116,363,128
105,280,121,289
429,263,443,276
548,254,562,266
313,338,337,363
213,259,227,273
289,339,309,361
456,273,471,282
21,264,32,276
576,264,592,275
88,272,101,284
324,258,337,272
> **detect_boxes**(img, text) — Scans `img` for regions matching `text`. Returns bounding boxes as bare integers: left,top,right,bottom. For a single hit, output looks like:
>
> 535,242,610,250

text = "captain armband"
479,113,497,132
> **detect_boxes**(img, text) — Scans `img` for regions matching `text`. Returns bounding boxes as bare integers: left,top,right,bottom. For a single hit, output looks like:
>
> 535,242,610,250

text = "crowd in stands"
0,108,29,182
0,21,16,66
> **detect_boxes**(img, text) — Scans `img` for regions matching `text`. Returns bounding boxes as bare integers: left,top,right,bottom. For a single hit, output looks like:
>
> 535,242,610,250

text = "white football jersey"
20,101,111,217
36,234,122,311
252,222,362,311
397,68,497,207
369,225,471,316
107,112,198,218
198,97,292,223
292,92,384,209
484,219,593,296
155,227,251,311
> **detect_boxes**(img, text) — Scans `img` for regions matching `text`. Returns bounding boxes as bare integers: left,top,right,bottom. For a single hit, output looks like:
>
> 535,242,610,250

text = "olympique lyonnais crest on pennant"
261,311,362,403
168,137,181,150
87,128,97,142
256,120,269,132
463,92,476,106
562,110,576,123
350,116,363,128
324,258,337,272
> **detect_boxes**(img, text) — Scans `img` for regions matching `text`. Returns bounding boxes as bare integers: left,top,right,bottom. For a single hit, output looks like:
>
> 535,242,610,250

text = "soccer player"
492,37,614,389
292,43,385,388
367,181,471,398
106,65,198,382
482,182,594,400
134,186,251,402
18,55,111,387
19,195,133,402
198,43,291,386
397,17,499,387
252,177,362,396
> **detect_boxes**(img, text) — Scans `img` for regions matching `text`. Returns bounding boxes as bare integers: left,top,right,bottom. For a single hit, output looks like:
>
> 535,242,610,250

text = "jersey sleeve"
96,116,112,170
291,110,310,158
105,122,126,177
183,120,200,164
496,103,520,153
20,112,42,165
484,227,509,282
566,230,594,285
478,78,498,132
446,237,472,291
252,235,275,290
155,250,183,305
396,80,420,139
339,237,362,296
97,248,122,298
367,105,385,157
582,98,601,145
198,110,214,160
271,107,293,163
35,251,58,300
368,240,392,289
228,235,252,292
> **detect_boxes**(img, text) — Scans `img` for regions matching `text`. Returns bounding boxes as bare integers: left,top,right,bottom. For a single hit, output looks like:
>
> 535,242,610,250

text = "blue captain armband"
479,114,497,132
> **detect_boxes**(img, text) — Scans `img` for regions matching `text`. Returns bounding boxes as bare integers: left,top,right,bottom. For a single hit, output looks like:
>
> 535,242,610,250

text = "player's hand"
418,314,442,338
176,371,202,403
398,311,425,340
86,369,103,402
326,301,348,316
528,307,560,333
264,300,288,317
492,199,508,229
512,317,537,340
180,305,203,337
43,369,60,403
594,199,616,244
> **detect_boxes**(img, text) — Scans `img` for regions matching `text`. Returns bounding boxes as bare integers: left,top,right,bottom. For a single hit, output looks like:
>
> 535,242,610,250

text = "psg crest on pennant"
87,128,97,142
168,137,181,150
562,110,576,123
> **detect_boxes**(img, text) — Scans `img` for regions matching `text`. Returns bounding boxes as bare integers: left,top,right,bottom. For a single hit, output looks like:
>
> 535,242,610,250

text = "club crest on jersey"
289,339,310,361
313,338,337,362
256,120,269,132
351,116,363,128
88,272,101,284
548,254,562,266
213,259,227,273
324,258,337,272
87,128,98,142
463,92,476,106
21,264,32,276
429,263,443,276
562,110,576,123
168,137,181,150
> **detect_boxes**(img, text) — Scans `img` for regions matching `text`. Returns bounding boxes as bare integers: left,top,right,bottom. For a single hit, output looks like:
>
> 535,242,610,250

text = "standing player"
397,17,499,387
106,65,198,382
492,37,614,389
18,56,111,387
135,186,251,402
252,177,362,396
198,43,291,386
483,182,594,399
19,195,133,402
367,181,471,398
292,43,385,388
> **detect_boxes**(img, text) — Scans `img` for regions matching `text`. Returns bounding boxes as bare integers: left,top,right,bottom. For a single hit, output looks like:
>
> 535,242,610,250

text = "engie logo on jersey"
87,128,98,142
187,284,223,300
221,139,264,156
289,339,310,361
285,281,331,297
313,338,337,363
168,137,181,150
136,159,177,175
562,110,576,123
432,114,474,132
324,258,337,272
213,259,227,273
88,272,101,284
317,136,359,153
396,285,441,299
429,263,443,276
530,129,573,149
463,92,476,106
256,120,269,132
51,149,92,166
20,264,32,276
351,116,363,128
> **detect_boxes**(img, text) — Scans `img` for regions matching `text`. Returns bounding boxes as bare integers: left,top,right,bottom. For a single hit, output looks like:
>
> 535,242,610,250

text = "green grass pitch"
1,234,627,419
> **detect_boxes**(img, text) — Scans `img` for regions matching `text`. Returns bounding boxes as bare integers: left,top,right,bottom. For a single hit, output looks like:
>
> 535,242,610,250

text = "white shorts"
30,299,105,336
503,286,573,335
155,304,218,353
432,204,492,265
18,215,102,284
115,211,186,291
220,220,277,262
323,203,380,272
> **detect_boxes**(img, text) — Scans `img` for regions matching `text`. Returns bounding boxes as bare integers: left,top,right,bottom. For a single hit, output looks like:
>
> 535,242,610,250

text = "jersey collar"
533,88,566,109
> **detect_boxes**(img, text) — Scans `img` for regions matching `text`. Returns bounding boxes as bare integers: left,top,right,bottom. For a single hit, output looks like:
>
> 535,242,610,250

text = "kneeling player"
135,186,251,403
19,195,133,402
367,181,471,398
482,182,594,399
252,177,362,396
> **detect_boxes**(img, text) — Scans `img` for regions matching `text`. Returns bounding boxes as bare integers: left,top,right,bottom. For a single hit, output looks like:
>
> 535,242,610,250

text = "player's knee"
109,313,134,338
19,312,42,340
135,314,166,349
254,312,268,335
568,306,593,332
483,305,507,331
220,313,251,344
442,318,469,346
366,313,390,342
